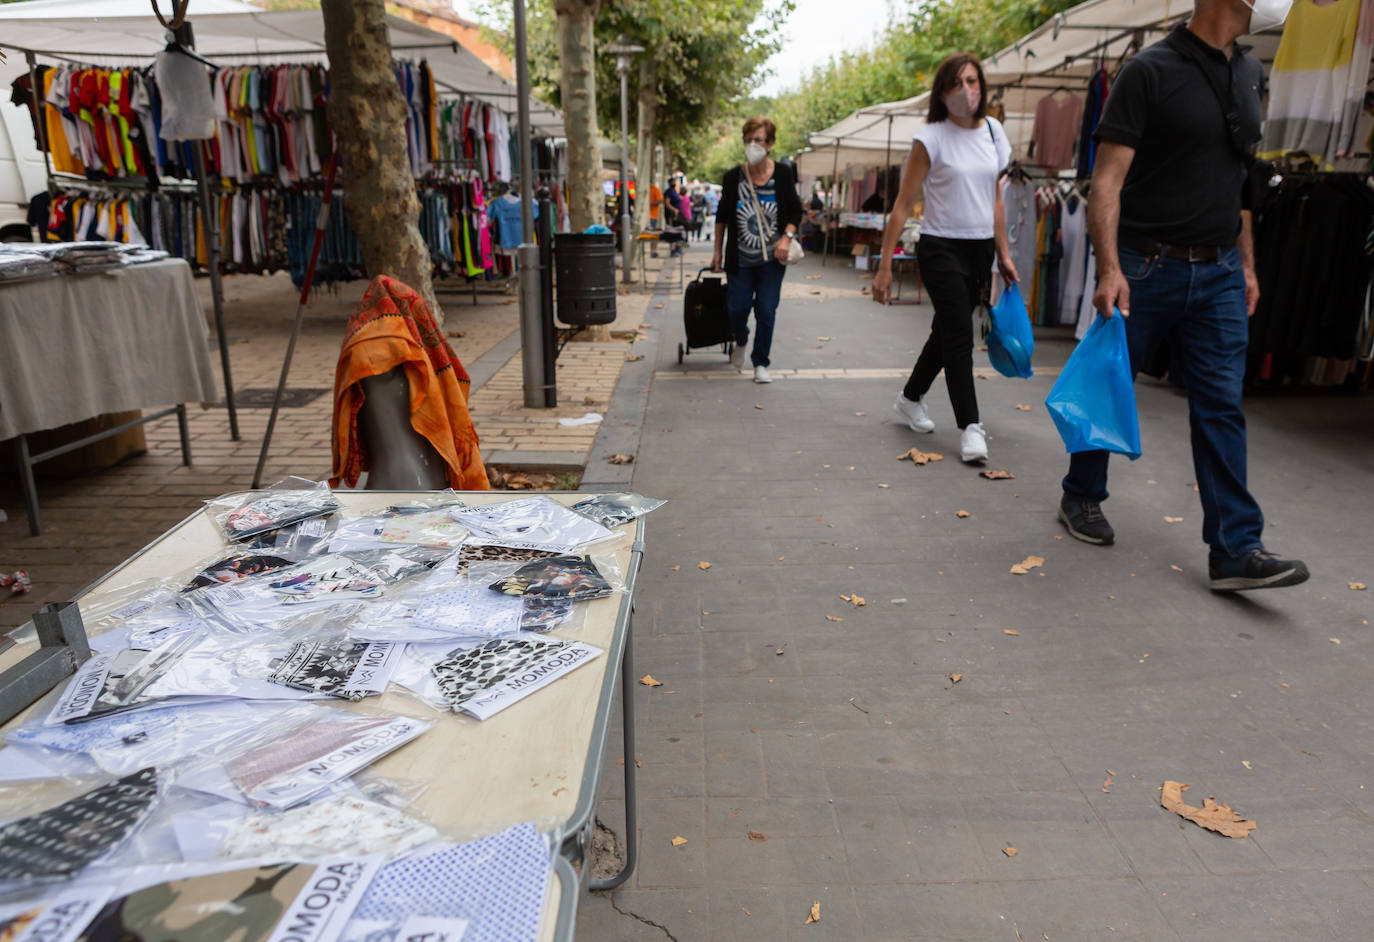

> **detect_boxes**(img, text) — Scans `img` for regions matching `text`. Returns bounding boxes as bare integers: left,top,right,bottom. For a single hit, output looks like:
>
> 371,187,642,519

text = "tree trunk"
553,0,603,231
631,57,657,270
321,0,442,324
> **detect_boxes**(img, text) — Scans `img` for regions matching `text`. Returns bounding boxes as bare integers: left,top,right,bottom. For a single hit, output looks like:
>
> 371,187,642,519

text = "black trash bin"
555,232,617,327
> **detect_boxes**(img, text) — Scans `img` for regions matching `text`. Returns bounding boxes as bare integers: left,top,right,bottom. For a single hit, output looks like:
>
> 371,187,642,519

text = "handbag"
740,165,804,265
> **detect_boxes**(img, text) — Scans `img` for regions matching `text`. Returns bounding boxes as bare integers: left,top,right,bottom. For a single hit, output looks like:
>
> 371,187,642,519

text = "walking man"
1057,0,1309,591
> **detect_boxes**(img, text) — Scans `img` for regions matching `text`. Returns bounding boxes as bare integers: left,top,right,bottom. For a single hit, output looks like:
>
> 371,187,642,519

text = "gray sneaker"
1058,494,1115,545
893,394,934,433
730,344,748,370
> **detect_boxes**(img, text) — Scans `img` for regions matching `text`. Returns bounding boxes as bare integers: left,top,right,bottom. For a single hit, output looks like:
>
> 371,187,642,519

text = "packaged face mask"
452,497,614,554
488,555,614,602
428,636,603,720
207,477,340,542
571,493,666,528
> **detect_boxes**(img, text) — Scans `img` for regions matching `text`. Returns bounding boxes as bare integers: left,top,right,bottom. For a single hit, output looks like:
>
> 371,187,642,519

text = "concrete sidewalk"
577,238,1374,940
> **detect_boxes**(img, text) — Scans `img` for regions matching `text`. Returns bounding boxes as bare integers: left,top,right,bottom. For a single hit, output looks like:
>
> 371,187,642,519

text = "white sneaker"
960,423,989,463
730,344,748,370
753,365,772,384
893,393,934,433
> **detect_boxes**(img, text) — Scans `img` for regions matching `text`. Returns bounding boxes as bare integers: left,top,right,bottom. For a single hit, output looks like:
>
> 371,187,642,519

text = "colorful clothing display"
1260,0,1374,165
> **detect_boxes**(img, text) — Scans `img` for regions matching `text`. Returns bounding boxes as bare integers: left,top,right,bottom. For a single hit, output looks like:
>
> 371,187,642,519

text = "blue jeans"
727,261,786,367
1063,245,1264,560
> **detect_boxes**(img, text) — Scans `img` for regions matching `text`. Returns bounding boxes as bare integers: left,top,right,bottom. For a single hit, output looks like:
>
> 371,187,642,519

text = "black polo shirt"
1094,24,1263,247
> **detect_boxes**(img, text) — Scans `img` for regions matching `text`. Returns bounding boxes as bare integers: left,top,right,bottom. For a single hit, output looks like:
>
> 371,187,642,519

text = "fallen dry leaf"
811,290,823,295
955,510,971,518
698,561,712,570
1102,775,1115,793
816,335,833,340
897,447,944,466
1169,564,1184,572
848,594,867,607
855,411,866,416
606,453,635,464
948,673,963,685
635,759,643,768
671,835,687,847
1164,516,1183,524
825,615,844,622
980,469,1015,480
1015,404,1032,412
747,829,768,842
1241,760,1253,770
805,902,820,925
1349,582,1368,591
806,274,822,279
1009,555,1045,575
1002,846,1017,857
1330,638,1341,645
670,565,681,571
639,675,663,687
1003,629,1021,636
1160,781,1256,839
626,354,644,362
1053,535,1065,541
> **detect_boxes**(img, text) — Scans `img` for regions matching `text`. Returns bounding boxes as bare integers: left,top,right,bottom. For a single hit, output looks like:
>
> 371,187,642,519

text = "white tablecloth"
0,259,219,440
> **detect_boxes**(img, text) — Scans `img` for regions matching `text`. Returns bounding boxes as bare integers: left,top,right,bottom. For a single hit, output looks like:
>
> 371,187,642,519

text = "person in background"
861,189,887,213
648,181,664,257
1055,0,1309,592
667,181,686,256
690,188,708,240
872,53,1019,464
712,117,804,384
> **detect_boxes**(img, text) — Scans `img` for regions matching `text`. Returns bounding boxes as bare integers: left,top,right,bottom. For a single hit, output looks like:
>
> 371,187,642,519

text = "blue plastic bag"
1045,312,1141,459
987,285,1034,378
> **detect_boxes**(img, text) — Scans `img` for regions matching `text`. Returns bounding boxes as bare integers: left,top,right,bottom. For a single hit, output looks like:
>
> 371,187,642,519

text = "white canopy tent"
0,0,564,136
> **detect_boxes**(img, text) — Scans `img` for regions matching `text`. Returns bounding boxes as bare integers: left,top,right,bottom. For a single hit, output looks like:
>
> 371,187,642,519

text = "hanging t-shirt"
1031,93,1084,171
154,50,215,141
912,117,1012,240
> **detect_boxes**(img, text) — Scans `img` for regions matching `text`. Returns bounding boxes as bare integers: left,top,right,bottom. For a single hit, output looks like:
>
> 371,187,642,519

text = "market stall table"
0,258,219,536
0,489,644,939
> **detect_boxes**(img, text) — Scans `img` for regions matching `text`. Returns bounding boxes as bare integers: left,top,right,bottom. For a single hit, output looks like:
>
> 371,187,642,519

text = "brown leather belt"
1119,233,1234,263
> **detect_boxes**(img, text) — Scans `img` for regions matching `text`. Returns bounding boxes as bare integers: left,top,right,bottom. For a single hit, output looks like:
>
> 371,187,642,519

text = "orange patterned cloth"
330,275,489,491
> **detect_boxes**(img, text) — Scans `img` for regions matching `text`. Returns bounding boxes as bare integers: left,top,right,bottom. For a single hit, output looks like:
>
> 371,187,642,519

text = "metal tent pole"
252,152,341,489
822,140,839,267
192,143,239,441
514,0,547,409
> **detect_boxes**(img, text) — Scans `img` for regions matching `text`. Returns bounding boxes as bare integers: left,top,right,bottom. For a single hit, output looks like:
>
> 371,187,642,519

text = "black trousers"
903,235,994,429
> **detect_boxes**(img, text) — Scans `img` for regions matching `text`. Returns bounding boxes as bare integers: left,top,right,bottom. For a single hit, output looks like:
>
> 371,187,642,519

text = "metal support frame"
192,142,239,442
589,607,636,890
536,187,557,406
821,140,839,267
0,602,90,727
12,404,191,536
513,0,549,409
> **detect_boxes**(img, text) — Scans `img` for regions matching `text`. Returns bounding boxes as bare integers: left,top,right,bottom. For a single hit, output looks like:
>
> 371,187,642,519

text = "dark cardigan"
718,160,804,274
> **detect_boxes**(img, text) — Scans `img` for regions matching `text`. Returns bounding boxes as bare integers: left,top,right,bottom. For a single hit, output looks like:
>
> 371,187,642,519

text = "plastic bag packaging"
180,549,300,592
452,496,616,553
455,543,560,572
521,597,580,632
76,579,207,653
9,700,279,776
206,476,341,542
52,855,382,942
185,547,442,632
0,884,116,942
353,558,525,643
1045,312,1141,458
338,822,550,942
329,501,471,553
43,630,205,726
488,553,623,602
0,742,101,782
178,704,432,809
0,766,161,887
425,634,605,720
256,638,405,701
571,492,666,528
163,775,439,864
987,284,1035,378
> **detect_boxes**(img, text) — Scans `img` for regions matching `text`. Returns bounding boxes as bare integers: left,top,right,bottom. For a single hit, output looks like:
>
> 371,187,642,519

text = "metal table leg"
15,435,41,537
590,604,637,891
176,405,192,467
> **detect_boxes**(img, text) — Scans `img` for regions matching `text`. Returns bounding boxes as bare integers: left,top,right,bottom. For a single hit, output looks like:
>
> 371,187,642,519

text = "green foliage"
481,0,787,170
762,0,1082,170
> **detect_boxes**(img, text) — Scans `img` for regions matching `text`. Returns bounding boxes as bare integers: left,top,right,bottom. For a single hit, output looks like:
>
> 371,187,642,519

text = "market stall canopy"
0,0,563,136
982,0,1282,112
799,91,1034,177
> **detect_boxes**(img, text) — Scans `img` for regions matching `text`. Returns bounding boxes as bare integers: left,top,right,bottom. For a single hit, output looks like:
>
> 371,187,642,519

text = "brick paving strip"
0,262,669,631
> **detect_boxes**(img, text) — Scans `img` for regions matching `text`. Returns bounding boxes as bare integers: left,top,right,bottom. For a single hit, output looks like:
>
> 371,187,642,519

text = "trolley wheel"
677,342,685,364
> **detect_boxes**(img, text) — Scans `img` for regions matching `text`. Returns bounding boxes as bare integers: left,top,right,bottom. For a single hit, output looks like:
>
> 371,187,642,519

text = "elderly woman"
712,117,804,384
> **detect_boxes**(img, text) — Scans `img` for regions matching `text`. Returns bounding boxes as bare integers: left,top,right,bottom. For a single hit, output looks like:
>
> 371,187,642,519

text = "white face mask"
744,142,768,165
943,85,981,119
1241,0,1292,32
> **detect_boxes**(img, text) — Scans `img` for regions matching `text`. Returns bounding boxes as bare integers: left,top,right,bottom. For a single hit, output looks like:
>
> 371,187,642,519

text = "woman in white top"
873,54,1020,463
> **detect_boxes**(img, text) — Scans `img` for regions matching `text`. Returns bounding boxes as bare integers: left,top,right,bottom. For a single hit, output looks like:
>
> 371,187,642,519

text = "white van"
0,78,51,242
